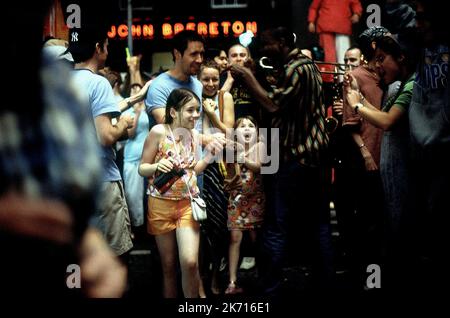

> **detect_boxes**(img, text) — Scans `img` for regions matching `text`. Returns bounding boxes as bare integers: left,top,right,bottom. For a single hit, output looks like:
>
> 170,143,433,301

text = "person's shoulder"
152,71,170,83
191,76,203,89
404,74,416,90
352,66,374,80
95,74,113,88
191,75,202,84
150,124,166,137
149,72,176,93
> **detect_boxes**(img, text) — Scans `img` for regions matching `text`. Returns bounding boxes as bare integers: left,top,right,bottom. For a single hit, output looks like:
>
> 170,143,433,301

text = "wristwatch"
354,102,364,114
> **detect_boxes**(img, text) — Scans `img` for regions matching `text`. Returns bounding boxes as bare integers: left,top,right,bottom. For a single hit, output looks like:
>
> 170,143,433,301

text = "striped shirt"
268,49,328,167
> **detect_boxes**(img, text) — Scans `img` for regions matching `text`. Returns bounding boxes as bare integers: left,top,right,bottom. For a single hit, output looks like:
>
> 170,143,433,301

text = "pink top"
149,127,199,200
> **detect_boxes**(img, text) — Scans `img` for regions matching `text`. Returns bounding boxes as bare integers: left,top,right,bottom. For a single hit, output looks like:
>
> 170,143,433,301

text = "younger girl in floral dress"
225,116,265,294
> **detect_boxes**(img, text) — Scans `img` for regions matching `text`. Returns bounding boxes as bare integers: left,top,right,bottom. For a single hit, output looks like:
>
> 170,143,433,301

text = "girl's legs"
176,226,200,298
228,230,243,285
154,231,178,298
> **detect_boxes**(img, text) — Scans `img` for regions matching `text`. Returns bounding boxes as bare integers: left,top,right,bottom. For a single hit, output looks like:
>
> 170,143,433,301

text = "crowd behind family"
1,0,448,299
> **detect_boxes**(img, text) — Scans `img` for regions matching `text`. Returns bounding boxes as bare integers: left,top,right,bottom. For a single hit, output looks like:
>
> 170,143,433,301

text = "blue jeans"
261,160,334,293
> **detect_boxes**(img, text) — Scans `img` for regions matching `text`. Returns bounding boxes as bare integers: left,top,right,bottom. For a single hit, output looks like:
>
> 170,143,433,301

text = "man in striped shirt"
230,26,333,294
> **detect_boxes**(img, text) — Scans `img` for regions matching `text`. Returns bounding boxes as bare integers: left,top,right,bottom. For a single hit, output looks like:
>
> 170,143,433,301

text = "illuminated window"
211,0,248,9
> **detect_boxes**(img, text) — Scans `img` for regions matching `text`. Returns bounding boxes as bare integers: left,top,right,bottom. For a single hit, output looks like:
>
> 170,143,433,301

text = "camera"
153,167,186,194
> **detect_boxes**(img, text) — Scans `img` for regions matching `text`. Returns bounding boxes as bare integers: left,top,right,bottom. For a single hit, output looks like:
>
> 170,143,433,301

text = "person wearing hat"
69,25,135,259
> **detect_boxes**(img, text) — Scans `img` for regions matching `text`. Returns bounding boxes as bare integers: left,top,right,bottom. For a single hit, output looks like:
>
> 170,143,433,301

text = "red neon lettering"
107,25,116,38
162,23,173,37
186,22,196,31
118,24,128,38
221,21,231,35
174,23,184,35
246,21,257,34
143,24,154,37
197,22,208,36
209,22,219,36
132,25,142,37
232,21,244,35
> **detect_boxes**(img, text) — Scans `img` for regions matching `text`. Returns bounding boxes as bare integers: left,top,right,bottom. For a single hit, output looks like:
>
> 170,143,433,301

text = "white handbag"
190,195,207,222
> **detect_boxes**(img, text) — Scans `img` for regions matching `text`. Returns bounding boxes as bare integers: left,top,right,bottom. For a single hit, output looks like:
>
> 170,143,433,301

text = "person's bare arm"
126,105,142,139
79,227,127,298
229,64,279,113
127,55,144,87
203,92,235,133
118,80,152,112
221,71,234,92
151,108,166,124
346,89,405,131
194,135,224,175
94,114,133,146
139,124,174,177
351,132,378,171
239,141,264,173
0,191,73,244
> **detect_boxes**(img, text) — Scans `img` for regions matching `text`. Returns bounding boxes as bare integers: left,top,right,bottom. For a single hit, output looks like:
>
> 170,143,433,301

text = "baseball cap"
42,45,74,62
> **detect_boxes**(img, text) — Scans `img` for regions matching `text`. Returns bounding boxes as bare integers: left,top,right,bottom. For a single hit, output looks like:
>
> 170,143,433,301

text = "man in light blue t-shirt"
69,26,134,257
145,30,204,132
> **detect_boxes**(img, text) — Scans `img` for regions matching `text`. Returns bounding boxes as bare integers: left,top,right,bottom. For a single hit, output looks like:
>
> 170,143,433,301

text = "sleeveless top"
148,126,199,200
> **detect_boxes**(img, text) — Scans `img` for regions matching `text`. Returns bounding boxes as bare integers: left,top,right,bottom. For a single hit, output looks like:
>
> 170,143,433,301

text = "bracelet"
354,102,364,114
359,143,365,148
125,97,132,109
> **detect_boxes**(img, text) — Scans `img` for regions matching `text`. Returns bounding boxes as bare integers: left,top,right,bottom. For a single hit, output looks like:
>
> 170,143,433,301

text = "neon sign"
107,21,257,39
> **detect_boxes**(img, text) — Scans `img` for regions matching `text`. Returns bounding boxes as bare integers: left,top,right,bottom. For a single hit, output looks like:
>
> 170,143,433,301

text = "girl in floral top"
139,88,222,298
225,116,265,294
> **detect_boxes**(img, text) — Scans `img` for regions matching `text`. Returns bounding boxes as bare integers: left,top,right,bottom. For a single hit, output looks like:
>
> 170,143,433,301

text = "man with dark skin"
230,27,333,293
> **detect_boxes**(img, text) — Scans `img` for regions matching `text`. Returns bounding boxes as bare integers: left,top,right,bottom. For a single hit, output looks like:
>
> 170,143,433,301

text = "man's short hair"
68,25,108,63
171,30,205,62
262,26,297,50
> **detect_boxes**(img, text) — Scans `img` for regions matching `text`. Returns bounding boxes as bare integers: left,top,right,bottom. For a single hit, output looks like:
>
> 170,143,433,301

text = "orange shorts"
147,196,199,235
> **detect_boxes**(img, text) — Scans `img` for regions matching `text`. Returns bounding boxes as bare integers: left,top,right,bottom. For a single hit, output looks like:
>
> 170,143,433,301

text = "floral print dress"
227,165,265,230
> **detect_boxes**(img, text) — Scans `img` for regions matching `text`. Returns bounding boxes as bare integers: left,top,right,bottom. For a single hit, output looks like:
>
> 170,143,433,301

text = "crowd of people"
0,0,447,299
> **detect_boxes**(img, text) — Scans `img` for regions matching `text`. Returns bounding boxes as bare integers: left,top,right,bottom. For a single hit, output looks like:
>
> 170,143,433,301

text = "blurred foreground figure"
0,1,126,298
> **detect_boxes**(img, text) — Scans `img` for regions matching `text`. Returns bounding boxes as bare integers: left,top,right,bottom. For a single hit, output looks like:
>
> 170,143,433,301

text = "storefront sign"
107,20,257,39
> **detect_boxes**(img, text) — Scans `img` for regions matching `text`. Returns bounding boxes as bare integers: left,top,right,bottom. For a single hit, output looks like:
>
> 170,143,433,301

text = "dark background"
60,0,385,73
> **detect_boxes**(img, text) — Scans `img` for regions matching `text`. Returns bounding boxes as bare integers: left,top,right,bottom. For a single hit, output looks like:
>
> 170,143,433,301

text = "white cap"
42,45,74,62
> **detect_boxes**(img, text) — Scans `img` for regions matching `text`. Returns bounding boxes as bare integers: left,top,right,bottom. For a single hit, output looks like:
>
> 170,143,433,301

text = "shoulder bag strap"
218,90,225,123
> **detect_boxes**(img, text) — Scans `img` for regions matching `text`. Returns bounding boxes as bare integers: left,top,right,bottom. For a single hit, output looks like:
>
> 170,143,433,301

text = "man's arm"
127,55,144,87
118,80,152,112
229,64,279,113
351,132,378,171
94,113,133,146
151,108,166,124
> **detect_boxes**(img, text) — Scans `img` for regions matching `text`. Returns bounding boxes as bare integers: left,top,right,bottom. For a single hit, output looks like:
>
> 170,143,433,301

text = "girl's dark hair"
358,26,390,61
234,115,259,132
376,33,418,74
164,88,200,124
104,70,122,88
